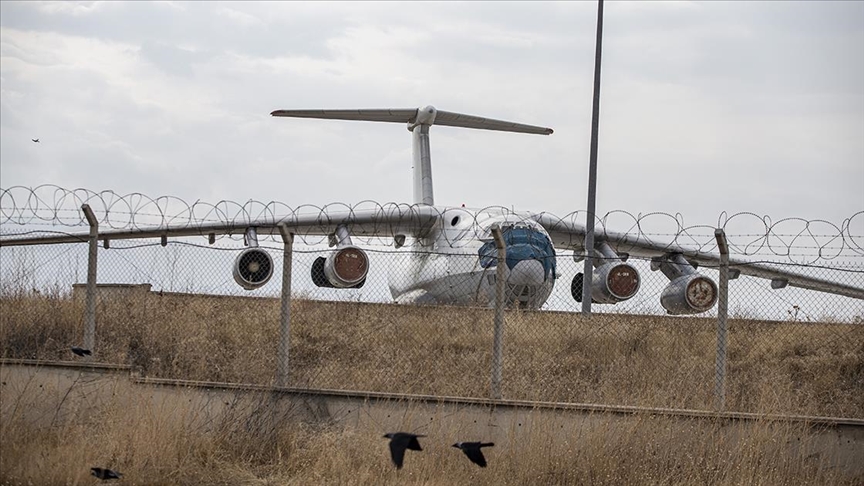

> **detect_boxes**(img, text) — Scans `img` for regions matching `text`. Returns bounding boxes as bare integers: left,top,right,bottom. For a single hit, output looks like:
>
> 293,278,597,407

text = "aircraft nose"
508,259,546,286
477,226,557,282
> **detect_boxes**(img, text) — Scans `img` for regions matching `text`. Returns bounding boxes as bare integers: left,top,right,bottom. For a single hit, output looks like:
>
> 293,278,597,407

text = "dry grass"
1,374,859,486
1,288,863,418
1,287,863,485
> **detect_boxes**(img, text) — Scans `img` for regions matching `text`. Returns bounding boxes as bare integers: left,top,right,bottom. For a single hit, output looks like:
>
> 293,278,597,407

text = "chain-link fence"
2,187,862,419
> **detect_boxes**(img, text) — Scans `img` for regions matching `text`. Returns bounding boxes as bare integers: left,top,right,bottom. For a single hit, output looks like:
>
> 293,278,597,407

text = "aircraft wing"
533,213,864,300
0,205,441,247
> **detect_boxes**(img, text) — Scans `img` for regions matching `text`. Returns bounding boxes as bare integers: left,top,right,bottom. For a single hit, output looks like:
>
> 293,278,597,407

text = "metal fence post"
81,204,98,356
491,225,507,400
714,228,729,411
581,0,605,316
277,224,294,387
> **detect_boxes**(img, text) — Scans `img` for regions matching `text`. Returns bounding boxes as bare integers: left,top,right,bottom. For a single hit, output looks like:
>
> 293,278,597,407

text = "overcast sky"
1,1,862,236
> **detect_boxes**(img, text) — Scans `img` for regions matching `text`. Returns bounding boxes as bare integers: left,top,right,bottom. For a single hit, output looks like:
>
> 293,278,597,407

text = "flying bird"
383,432,425,469
452,441,495,467
90,467,122,480
71,346,92,357
31,138,39,143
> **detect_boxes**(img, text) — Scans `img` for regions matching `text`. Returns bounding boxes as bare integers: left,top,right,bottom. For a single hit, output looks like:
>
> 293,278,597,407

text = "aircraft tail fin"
271,105,553,208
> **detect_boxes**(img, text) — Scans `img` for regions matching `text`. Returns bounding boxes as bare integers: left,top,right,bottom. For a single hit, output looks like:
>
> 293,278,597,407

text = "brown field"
1,368,861,486
1,287,862,418
1,287,863,484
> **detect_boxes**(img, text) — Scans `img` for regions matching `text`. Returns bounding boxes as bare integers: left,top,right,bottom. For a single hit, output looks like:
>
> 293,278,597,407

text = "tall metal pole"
714,228,729,411
277,223,294,387
82,204,98,356
491,225,507,400
581,0,605,315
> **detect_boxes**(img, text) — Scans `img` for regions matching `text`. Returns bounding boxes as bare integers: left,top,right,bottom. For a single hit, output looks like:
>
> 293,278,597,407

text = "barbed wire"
1,185,862,264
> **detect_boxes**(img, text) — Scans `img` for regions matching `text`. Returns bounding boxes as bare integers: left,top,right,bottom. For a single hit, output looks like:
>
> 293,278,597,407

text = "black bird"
71,346,91,357
452,441,495,467
383,432,425,469
32,138,39,143
90,467,122,480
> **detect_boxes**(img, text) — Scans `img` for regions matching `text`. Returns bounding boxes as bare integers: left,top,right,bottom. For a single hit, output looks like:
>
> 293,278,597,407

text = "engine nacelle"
570,262,640,304
591,262,641,304
312,246,369,288
660,274,718,315
233,248,274,290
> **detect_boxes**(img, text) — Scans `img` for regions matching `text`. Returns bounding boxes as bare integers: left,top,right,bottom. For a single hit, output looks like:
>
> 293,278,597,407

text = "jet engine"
591,261,641,304
312,226,369,289
328,246,368,287
571,262,640,304
233,247,274,290
652,253,718,315
660,274,718,315
571,242,641,304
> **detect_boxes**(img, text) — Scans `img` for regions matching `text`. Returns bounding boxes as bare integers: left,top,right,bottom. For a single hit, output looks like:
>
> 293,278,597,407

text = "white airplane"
2,106,862,314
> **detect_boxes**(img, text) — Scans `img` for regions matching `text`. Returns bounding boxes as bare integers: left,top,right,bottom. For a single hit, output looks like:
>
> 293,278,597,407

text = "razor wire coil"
2,184,863,265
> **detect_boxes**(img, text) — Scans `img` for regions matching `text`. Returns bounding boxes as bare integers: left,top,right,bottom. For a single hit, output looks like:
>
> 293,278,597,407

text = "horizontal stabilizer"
271,109,418,124
434,110,552,135
271,107,553,135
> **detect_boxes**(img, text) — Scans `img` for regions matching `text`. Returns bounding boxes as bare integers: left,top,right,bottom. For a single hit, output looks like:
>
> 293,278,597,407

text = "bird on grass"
90,467,122,480
384,432,425,469
71,346,92,357
452,441,495,467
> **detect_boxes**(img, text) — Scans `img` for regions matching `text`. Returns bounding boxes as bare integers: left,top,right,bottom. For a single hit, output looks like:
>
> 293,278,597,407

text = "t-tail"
271,106,553,206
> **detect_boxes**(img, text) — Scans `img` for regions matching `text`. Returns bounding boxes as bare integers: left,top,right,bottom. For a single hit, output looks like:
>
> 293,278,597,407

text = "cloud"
36,1,106,17
215,6,264,29
0,1,861,226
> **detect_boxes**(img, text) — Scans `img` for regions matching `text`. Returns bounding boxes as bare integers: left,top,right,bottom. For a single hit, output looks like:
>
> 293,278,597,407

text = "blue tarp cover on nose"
478,227,556,281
